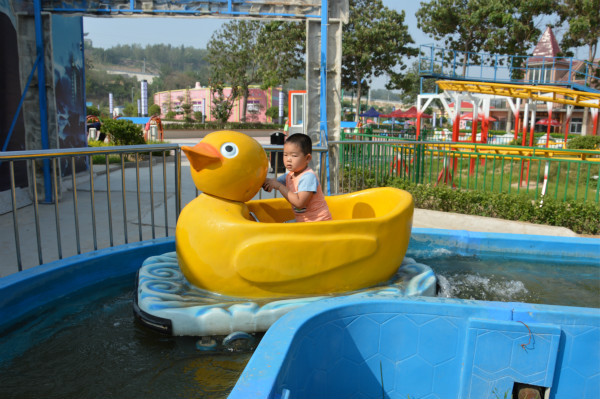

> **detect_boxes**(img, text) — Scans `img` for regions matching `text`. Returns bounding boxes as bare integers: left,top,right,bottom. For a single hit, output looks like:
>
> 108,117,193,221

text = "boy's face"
283,142,311,173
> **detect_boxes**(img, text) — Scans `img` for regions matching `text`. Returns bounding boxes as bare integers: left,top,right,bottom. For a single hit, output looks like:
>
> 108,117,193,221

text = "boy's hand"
262,178,278,192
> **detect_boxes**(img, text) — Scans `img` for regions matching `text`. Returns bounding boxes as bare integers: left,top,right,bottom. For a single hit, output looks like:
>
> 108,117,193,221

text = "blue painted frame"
12,0,331,198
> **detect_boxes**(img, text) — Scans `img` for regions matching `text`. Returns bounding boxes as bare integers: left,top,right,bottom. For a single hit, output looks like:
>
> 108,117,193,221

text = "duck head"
182,130,268,202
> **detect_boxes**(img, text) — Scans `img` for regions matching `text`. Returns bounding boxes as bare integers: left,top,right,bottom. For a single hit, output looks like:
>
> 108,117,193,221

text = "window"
490,99,506,109
291,94,304,126
570,118,582,134
528,66,551,83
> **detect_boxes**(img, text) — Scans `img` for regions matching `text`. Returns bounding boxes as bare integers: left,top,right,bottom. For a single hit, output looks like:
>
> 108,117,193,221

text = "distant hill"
85,42,210,110
84,42,402,114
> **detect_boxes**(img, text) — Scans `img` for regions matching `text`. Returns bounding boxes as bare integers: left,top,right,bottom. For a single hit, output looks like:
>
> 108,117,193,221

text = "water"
423,255,600,308
0,278,255,399
1,256,597,399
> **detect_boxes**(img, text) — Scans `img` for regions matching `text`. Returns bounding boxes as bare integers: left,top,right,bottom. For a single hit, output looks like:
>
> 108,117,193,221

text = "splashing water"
425,255,599,308
437,273,532,302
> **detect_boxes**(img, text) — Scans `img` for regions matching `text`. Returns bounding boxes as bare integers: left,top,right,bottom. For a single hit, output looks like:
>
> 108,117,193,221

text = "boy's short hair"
285,133,312,155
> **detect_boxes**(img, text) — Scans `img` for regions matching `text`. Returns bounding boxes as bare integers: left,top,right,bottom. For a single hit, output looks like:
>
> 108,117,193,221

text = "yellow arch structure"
436,80,600,109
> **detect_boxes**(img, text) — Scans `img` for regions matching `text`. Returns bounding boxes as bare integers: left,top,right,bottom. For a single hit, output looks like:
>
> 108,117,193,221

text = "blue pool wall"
408,228,599,265
229,296,600,399
0,228,597,334
229,229,599,399
0,237,175,333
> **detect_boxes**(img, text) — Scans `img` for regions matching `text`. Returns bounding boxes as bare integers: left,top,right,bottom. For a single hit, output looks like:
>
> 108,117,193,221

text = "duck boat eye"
220,142,239,158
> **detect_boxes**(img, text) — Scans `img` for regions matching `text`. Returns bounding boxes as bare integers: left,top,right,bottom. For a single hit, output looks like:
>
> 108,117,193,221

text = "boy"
262,134,332,222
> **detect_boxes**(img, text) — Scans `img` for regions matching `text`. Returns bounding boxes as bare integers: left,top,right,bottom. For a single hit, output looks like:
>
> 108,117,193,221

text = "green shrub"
388,179,600,235
87,140,121,164
345,172,600,235
145,140,172,157
148,104,161,116
567,135,600,150
88,139,171,164
86,105,101,117
265,106,286,121
100,119,145,146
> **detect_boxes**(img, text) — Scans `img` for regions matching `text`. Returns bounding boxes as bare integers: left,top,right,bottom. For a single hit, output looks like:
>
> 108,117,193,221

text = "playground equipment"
419,43,600,91
404,80,600,188
144,115,164,141
85,115,102,141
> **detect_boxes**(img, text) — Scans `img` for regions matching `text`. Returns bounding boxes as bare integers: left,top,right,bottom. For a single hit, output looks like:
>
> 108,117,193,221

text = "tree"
207,20,262,122
369,89,401,102
181,102,193,122
86,105,101,117
556,0,599,85
148,104,161,116
342,0,418,121
210,83,238,126
256,21,306,89
416,0,554,75
123,102,137,117
85,69,139,108
399,60,443,104
265,105,286,121
100,119,145,146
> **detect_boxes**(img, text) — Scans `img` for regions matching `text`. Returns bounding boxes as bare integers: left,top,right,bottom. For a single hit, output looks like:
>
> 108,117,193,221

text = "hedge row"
359,176,599,235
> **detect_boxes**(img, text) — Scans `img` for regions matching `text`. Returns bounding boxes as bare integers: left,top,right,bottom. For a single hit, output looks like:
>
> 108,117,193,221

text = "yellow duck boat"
177,130,414,298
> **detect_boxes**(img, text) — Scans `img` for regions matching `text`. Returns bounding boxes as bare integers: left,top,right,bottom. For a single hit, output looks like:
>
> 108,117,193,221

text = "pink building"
153,83,284,123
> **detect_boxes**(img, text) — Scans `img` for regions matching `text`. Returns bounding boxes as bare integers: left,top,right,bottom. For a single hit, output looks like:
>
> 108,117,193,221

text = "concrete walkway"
412,208,580,237
0,138,592,278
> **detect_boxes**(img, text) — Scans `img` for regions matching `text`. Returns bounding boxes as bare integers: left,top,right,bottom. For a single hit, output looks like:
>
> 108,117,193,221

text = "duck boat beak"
182,143,222,171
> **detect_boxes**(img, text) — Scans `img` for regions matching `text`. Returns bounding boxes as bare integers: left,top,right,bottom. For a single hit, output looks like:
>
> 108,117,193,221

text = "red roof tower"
530,26,561,60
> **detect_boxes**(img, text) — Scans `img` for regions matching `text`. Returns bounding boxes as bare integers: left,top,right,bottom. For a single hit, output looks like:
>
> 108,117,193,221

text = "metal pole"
71,157,81,254
175,148,182,219
9,162,22,271
31,160,43,264
33,0,53,203
52,158,62,258
320,0,330,194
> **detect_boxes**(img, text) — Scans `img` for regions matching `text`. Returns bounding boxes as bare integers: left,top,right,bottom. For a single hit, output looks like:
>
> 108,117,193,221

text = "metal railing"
333,139,600,204
2,140,595,275
419,44,600,91
0,143,329,275
349,128,572,148
0,144,182,274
